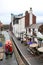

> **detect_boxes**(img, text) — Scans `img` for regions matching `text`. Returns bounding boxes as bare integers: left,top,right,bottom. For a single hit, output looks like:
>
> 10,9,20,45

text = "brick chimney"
32,14,36,24
25,11,29,27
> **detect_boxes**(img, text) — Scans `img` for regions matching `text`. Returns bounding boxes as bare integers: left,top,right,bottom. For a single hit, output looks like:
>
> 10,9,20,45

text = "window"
13,18,19,25
15,20,19,24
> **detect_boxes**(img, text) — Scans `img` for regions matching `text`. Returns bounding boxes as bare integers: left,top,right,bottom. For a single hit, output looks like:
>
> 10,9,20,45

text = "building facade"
11,8,36,38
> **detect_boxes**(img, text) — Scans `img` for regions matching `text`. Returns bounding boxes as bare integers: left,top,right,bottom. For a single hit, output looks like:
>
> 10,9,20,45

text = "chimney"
25,11,29,27
30,7,32,13
25,11,28,15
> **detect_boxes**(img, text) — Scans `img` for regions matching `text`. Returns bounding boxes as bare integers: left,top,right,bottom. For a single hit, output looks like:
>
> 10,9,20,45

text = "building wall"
13,24,19,37
19,17,25,32
32,14,36,24
11,8,36,38
13,17,26,37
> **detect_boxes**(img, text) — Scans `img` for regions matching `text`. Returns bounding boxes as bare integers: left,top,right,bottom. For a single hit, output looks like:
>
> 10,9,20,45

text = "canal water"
0,31,18,65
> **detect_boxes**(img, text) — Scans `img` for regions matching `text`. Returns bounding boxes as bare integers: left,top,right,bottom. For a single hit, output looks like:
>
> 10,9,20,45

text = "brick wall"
32,14,36,24
25,11,30,27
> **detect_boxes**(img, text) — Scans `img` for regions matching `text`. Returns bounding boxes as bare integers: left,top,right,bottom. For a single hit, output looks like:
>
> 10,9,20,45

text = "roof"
28,23,43,29
11,13,25,20
14,15,25,19
0,21,3,27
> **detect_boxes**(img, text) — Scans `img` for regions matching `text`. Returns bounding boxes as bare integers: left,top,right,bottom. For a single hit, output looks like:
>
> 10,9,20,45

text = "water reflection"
2,31,10,41
1,31,18,65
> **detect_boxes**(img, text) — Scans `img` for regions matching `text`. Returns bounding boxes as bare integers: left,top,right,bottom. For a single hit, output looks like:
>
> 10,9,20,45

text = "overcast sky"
0,0,43,24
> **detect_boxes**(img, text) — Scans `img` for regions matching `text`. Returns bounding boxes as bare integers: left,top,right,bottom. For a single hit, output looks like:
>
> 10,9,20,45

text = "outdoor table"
38,47,43,53
30,43,38,48
28,43,39,55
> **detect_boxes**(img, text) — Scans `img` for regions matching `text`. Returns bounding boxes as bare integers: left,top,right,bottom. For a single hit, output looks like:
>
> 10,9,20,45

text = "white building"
11,8,36,38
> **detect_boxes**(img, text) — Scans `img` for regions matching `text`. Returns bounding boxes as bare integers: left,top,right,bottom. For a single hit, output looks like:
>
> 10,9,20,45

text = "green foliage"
38,37,43,41
0,34,5,44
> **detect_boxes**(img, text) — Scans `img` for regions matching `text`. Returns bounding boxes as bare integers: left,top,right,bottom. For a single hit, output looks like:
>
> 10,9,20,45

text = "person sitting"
27,38,33,45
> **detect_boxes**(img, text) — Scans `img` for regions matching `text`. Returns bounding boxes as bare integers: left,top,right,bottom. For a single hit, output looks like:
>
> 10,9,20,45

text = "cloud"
0,13,11,24
37,16,43,23
34,11,43,16
0,0,43,24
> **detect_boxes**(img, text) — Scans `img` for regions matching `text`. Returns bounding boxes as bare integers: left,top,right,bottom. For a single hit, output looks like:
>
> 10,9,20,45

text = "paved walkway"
9,31,43,65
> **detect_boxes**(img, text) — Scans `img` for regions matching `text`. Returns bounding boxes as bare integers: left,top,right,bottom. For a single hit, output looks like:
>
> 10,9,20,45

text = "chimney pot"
30,7,32,11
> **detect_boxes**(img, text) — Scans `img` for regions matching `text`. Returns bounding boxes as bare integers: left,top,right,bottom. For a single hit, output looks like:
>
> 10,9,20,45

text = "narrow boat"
5,40,13,56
